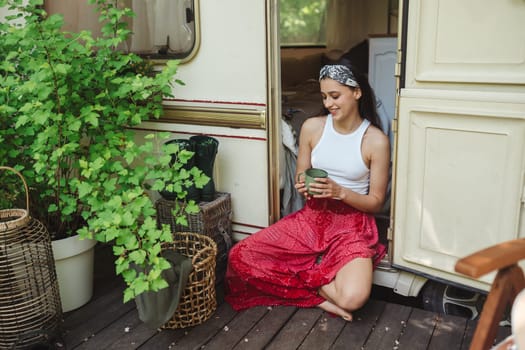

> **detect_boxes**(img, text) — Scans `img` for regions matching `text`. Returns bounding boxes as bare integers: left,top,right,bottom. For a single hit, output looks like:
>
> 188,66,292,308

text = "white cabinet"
368,36,397,145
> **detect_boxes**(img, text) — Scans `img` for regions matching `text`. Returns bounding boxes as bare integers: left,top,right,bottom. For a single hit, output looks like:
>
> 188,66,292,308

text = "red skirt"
225,198,386,311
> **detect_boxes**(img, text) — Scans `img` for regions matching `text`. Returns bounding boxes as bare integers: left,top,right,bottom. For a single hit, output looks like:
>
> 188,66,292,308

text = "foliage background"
280,0,326,46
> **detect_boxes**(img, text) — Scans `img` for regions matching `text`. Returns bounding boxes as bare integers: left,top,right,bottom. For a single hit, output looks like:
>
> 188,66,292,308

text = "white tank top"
311,115,370,194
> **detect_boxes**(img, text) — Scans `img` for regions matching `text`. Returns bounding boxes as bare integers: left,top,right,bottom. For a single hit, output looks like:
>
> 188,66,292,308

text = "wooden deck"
55,244,511,350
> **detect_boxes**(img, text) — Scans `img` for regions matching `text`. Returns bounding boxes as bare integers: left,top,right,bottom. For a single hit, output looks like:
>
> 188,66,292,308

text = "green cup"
300,168,328,195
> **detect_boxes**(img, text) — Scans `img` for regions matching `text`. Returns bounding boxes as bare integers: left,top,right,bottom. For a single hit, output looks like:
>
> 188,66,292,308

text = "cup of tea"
299,168,328,195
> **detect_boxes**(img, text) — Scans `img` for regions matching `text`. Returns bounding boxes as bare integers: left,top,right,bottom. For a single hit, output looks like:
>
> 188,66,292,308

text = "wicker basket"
162,232,217,329
156,192,232,283
0,167,62,349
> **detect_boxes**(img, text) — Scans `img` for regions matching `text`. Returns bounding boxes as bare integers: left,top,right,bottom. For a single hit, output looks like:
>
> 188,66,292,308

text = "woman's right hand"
295,173,309,198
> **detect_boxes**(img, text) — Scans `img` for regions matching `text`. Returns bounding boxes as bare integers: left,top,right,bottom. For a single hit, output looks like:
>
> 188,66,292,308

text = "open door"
393,0,525,291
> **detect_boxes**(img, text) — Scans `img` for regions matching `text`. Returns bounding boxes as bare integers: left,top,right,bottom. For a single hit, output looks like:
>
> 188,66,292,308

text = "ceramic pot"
51,235,96,312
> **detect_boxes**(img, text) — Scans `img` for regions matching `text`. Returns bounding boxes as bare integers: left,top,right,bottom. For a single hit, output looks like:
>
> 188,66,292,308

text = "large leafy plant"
0,0,208,302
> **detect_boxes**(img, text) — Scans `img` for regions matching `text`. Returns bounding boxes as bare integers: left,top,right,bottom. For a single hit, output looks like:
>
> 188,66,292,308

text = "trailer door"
393,0,525,290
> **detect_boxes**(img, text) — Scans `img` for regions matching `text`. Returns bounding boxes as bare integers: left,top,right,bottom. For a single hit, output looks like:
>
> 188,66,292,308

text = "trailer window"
44,0,199,63
280,0,327,47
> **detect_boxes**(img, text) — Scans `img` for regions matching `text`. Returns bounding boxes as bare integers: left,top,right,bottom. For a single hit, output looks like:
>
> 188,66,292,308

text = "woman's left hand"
310,177,341,199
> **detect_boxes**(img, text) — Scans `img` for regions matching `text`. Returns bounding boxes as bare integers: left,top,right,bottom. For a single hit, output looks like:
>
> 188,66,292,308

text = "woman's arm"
295,116,326,177
338,127,390,212
294,116,326,195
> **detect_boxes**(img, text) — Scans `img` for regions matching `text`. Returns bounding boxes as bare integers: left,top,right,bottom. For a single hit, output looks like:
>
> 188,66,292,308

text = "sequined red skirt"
224,198,386,311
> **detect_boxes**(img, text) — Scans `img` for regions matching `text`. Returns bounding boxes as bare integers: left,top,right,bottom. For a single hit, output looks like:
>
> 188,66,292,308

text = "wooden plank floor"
56,244,511,350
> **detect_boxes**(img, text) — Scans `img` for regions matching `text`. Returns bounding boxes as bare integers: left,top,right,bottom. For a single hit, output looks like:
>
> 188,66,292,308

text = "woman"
225,62,390,321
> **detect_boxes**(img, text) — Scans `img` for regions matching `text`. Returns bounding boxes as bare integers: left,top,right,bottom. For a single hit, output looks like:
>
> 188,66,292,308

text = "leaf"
77,182,93,198
142,217,157,231
159,227,173,242
148,267,162,280
104,227,120,241
91,157,105,171
123,288,135,303
127,229,144,244
158,257,171,270
150,243,161,257
54,63,70,75
112,213,122,225
68,119,81,132
77,227,91,240
33,110,50,125
129,250,147,264
133,278,149,295
121,211,134,226
175,215,189,226
185,202,200,214
15,115,29,128
103,178,117,192
121,266,137,282
150,277,168,291
113,246,125,255
194,172,210,188
124,150,136,165
150,179,166,191
85,112,99,127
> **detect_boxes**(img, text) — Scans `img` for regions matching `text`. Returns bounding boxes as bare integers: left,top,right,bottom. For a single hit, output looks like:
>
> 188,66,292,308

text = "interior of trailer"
278,1,399,245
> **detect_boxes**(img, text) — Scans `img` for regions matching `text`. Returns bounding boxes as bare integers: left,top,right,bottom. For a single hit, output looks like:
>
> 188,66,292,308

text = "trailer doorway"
277,0,398,242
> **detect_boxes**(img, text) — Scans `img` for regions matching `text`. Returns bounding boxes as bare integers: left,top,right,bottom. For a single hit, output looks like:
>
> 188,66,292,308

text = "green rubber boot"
190,135,219,202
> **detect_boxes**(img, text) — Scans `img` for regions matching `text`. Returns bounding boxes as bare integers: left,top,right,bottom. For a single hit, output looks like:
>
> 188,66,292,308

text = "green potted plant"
0,0,208,310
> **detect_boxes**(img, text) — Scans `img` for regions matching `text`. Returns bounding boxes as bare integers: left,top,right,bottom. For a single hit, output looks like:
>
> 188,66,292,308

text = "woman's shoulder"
299,115,327,145
302,115,327,131
363,124,390,152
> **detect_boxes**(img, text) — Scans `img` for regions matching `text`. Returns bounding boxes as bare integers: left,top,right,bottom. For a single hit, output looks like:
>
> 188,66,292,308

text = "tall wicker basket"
161,232,217,329
0,167,62,349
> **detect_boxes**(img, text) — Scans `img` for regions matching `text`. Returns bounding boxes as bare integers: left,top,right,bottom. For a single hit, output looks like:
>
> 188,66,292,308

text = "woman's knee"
228,241,241,257
337,286,371,311
226,243,245,270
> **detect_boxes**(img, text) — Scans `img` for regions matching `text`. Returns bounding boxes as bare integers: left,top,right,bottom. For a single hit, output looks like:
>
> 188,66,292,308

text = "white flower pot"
51,235,97,312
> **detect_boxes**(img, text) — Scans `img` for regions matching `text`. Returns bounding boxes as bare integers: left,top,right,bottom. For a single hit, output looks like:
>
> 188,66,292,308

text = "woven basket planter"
156,192,232,283
162,232,217,329
0,167,62,349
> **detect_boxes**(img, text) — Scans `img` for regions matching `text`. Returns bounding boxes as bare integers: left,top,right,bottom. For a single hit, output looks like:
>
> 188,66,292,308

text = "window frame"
135,0,201,65
43,0,201,65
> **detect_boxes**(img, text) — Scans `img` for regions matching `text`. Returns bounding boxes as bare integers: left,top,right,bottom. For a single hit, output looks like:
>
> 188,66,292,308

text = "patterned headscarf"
319,65,359,88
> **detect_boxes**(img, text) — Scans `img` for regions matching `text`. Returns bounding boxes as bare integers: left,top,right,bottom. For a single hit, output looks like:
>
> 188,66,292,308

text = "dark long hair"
322,59,383,132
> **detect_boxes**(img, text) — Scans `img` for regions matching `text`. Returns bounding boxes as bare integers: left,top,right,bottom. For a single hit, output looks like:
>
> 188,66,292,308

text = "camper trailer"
145,0,525,319
3,0,525,319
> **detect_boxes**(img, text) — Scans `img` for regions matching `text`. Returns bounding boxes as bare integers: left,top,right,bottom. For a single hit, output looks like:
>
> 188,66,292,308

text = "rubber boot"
190,135,219,202
160,139,200,202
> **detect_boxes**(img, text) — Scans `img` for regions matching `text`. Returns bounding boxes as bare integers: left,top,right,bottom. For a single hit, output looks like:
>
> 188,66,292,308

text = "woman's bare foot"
318,300,353,321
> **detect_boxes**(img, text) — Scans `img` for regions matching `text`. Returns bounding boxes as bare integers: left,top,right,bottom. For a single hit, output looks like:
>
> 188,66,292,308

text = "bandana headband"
319,65,359,88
